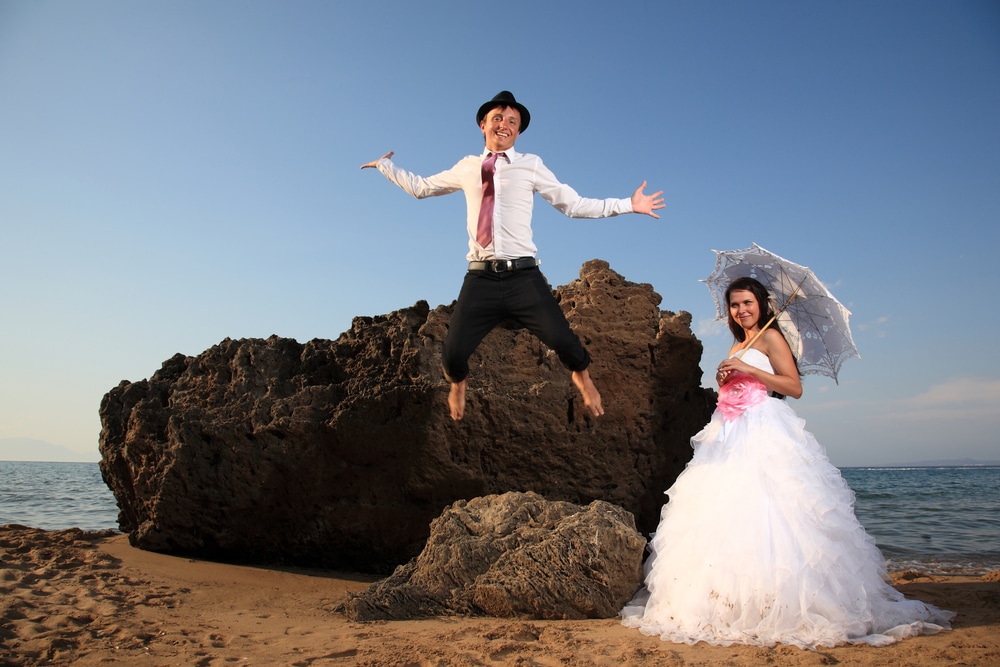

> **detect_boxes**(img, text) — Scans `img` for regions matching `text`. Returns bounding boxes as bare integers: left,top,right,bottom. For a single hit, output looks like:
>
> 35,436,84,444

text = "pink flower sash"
717,372,769,421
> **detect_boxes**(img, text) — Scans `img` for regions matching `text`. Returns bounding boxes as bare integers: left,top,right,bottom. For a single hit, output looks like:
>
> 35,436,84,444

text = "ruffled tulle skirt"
621,398,953,649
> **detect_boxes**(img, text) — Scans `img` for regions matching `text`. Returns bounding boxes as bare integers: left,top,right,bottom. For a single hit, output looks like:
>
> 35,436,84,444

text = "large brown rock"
99,260,714,571
344,491,646,620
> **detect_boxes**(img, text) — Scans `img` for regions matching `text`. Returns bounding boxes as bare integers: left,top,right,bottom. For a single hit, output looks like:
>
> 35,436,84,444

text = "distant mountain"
0,438,100,463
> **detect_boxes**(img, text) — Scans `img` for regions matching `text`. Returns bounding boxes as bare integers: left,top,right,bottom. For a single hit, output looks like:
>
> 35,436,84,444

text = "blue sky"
1,0,998,466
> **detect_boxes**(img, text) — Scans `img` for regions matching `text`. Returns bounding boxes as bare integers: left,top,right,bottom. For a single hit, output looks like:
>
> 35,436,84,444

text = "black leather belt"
468,257,540,272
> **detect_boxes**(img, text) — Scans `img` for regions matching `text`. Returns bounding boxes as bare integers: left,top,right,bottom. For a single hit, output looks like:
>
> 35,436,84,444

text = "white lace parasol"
702,243,860,382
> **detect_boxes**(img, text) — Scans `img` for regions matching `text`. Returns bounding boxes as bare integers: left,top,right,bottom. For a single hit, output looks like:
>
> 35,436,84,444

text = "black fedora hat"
476,90,530,133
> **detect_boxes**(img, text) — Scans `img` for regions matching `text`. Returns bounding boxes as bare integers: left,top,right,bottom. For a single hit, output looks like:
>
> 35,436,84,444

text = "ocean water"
1,461,998,574
841,465,1000,574
0,461,119,532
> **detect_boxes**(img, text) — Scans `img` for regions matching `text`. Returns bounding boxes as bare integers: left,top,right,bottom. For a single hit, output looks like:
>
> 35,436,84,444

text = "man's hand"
631,181,665,219
572,369,604,418
360,151,394,169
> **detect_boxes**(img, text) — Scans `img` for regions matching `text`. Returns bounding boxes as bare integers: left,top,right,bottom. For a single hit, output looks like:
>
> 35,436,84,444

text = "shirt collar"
481,147,518,160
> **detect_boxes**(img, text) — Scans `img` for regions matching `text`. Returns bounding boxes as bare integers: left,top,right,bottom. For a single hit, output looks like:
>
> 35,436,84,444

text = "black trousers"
442,266,591,382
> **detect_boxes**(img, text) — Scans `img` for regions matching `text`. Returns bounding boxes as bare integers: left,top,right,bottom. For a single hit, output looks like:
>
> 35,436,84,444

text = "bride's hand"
717,357,748,385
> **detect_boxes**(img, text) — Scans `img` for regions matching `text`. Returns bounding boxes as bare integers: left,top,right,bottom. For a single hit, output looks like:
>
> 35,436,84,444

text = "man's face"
479,105,521,152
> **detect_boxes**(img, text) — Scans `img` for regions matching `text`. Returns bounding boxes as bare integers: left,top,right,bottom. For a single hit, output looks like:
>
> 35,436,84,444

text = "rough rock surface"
344,491,645,621
99,260,715,571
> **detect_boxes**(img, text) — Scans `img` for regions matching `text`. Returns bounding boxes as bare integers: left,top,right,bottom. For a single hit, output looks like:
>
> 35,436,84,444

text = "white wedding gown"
621,348,953,649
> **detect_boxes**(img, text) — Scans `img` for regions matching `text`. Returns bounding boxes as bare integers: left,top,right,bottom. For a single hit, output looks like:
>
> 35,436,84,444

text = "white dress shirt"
376,148,633,261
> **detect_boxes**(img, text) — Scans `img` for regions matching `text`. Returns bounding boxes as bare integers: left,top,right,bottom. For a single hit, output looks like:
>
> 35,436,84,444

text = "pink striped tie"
476,152,506,248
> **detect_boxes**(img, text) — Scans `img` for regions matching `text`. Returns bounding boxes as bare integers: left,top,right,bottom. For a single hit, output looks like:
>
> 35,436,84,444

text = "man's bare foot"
572,370,604,418
448,380,467,420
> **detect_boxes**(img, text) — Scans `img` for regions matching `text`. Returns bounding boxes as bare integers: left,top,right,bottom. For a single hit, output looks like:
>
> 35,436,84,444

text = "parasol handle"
735,285,802,360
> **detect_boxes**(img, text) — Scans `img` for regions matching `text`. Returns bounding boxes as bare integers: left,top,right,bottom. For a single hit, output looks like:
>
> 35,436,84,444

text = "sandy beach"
1,525,998,666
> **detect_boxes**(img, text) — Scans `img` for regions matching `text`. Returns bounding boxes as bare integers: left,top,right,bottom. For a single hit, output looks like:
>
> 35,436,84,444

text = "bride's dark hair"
724,277,776,342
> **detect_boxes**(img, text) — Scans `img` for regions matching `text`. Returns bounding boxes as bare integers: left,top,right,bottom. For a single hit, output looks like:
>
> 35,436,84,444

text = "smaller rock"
344,491,645,621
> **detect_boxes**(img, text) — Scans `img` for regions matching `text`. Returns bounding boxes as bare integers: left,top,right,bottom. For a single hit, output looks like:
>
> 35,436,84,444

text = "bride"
621,276,953,649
